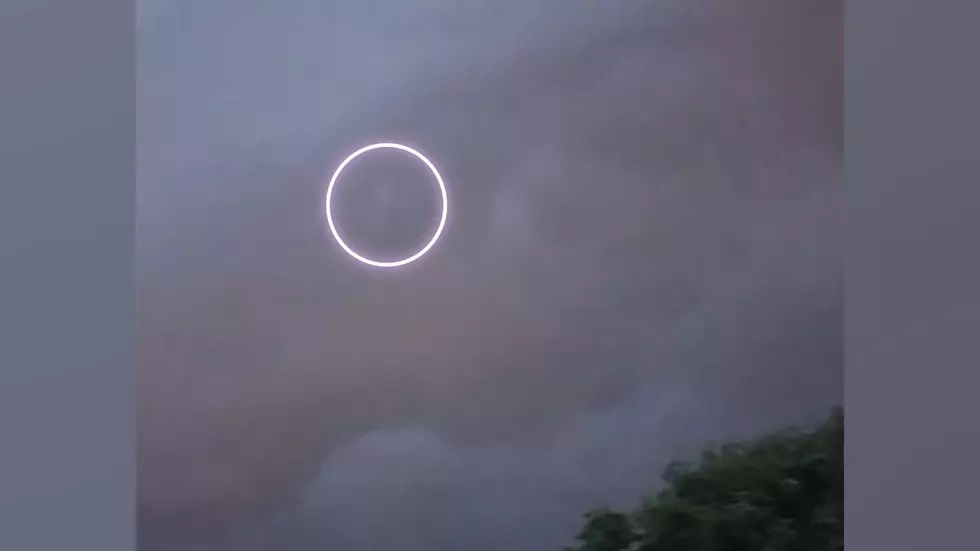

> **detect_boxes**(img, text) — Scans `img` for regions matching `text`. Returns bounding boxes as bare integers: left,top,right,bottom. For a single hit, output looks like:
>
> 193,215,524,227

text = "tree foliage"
566,408,844,551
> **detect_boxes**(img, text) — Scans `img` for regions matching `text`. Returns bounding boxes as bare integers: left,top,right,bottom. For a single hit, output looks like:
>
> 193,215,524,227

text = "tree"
566,408,844,551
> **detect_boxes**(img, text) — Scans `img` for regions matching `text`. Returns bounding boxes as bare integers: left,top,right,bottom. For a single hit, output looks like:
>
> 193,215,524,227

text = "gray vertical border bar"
848,1,980,550
0,0,134,550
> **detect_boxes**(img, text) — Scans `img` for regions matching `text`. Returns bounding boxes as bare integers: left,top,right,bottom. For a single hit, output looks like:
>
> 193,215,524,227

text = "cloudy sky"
137,1,843,549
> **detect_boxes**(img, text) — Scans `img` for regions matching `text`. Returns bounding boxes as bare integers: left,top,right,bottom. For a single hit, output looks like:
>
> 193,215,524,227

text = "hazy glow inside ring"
325,143,449,268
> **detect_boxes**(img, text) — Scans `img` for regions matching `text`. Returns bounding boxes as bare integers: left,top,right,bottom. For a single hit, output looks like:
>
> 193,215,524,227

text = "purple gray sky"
137,1,843,549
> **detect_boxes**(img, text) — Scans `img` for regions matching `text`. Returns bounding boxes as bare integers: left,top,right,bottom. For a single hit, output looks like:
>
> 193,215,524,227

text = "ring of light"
325,142,448,268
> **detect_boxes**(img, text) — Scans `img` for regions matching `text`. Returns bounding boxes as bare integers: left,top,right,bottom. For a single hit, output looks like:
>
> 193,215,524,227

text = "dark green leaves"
566,408,844,551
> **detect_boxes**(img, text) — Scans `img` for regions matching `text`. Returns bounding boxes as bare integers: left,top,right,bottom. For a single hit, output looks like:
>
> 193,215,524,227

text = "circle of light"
325,142,449,268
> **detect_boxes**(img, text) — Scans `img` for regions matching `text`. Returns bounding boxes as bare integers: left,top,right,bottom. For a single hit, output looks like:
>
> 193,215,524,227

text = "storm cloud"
137,1,843,549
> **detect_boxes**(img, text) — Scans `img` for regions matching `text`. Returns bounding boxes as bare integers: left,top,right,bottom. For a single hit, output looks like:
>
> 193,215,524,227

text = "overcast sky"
137,1,843,549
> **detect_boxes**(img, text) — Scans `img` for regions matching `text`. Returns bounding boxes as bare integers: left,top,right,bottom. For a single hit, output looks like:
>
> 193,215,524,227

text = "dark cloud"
137,0,842,548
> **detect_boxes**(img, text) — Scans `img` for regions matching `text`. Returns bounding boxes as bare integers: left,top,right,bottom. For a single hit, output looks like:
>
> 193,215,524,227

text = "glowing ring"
325,142,449,268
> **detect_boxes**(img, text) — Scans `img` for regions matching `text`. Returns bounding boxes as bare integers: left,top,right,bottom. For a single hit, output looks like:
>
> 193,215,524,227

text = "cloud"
235,251,842,551
137,0,843,548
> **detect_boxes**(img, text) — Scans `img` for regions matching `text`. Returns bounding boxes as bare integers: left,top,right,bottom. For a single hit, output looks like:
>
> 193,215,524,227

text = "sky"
137,1,843,549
